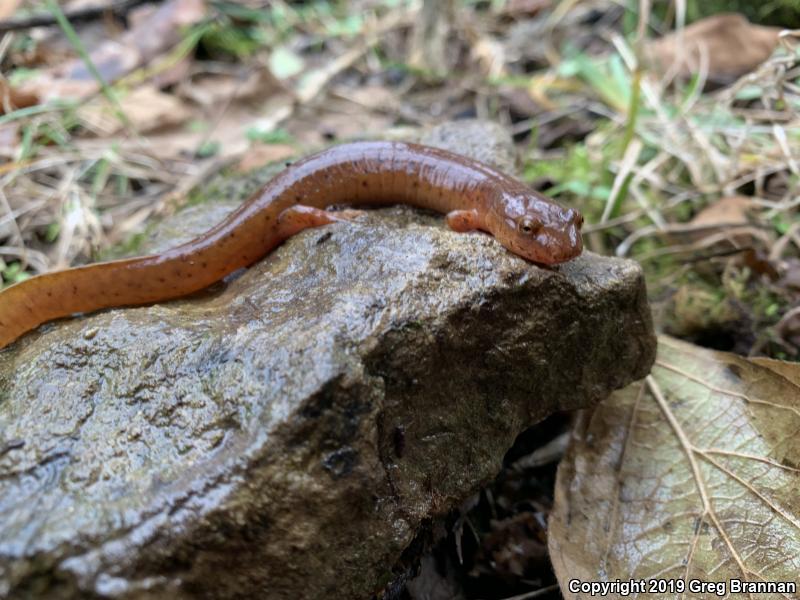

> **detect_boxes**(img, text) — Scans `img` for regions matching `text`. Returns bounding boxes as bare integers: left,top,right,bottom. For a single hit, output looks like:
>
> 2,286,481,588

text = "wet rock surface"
0,121,655,599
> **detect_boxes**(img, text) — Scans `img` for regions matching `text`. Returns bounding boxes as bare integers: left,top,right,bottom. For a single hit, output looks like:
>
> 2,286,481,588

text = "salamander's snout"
567,208,584,230
487,192,585,265
546,207,583,264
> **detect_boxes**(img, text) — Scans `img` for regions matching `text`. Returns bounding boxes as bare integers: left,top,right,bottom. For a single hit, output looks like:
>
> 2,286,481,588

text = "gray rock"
0,121,655,599
419,119,517,175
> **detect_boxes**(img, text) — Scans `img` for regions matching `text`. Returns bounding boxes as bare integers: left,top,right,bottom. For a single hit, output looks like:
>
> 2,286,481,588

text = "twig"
617,222,769,258
0,0,151,33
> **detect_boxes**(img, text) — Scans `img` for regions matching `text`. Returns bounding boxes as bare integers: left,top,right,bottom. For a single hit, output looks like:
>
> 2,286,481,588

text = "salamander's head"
486,190,584,265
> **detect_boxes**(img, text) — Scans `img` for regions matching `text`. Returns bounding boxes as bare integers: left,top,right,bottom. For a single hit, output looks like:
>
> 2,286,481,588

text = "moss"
99,231,149,261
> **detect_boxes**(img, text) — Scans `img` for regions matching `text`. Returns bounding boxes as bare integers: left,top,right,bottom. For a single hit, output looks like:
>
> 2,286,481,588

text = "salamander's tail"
0,258,147,350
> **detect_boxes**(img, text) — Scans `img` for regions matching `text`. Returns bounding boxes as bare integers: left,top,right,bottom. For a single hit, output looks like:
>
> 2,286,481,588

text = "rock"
419,120,517,176
0,121,656,599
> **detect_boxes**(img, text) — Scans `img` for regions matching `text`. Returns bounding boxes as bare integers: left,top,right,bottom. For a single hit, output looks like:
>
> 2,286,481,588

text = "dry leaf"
0,79,39,114
18,0,207,102
291,98,393,147
687,195,761,247
78,84,192,135
550,335,800,599
646,14,782,84
338,84,399,112
500,0,552,17
234,143,296,172
79,100,279,162
0,124,19,158
178,69,284,108
691,196,753,228
751,355,800,385
0,0,21,21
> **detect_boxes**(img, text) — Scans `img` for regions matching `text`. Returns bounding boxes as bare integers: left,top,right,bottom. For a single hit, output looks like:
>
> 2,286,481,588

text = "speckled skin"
0,141,583,349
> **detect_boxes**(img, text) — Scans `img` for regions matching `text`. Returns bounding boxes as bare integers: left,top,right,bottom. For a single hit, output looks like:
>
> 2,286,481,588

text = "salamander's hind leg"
445,209,481,232
276,205,365,240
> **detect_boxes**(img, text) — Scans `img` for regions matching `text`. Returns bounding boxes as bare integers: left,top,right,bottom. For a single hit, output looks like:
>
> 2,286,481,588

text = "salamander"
0,141,583,349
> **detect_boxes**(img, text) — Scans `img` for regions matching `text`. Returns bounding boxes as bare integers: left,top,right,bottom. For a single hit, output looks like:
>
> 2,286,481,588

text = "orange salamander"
0,141,583,349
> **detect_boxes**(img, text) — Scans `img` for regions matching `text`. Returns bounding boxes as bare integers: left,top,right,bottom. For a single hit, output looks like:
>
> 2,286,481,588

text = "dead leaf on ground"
291,98,394,147
691,195,753,228
0,124,19,158
78,84,193,135
0,79,38,114
0,0,21,20
178,68,285,108
18,0,207,103
687,195,762,247
75,96,287,163
751,355,800,385
646,13,782,84
0,0,22,19
234,143,296,172
550,335,800,599
499,0,552,17
334,84,399,112
73,64,291,160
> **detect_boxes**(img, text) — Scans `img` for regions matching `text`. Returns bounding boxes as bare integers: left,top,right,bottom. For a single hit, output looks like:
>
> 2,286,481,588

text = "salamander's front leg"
445,209,481,232
276,205,364,240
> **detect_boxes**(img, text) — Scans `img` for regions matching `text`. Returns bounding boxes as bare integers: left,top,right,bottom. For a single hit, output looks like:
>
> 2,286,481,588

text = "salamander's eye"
517,217,542,235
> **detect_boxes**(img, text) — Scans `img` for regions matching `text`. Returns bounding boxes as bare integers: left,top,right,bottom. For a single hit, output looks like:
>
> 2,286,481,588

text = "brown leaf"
77,85,193,135
687,195,763,248
0,123,19,158
0,79,38,114
234,144,296,173
645,14,782,84
178,68,284,108
752,355,800,386
18,0,207,102
338,84,399,112
691,195,752,227
550,335,800,598
0,0,22,20
291,101,393,147
84,99,280,162
500,0,552,17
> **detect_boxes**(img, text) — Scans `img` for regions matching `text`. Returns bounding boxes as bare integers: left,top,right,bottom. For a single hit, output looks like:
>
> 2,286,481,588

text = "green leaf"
2,262,31,285
325,14,363,37
7,68,39,86
196,140,221,158
245,127,293,144
269,46,304,79
735,85,767,101
45,222,60,243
